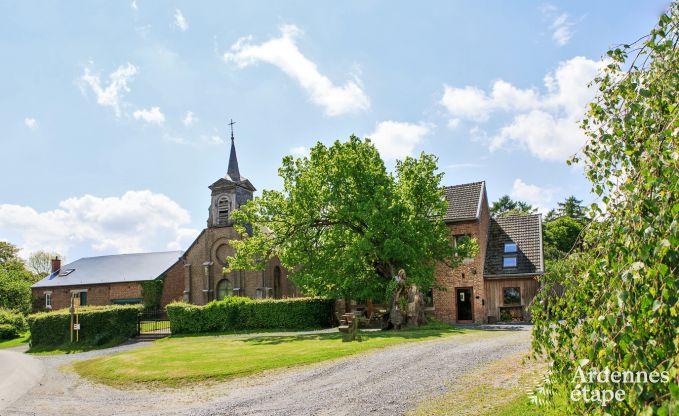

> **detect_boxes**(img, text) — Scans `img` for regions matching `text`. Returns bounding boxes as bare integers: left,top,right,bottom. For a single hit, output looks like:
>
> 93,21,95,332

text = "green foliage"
0,308,27,340
490,195,536,218
26,250,61,279
28,305,142,348
228,136,476,302
532,5,679,414
542,216,585,264
0,324,18,340
0,241,33,313
166,297,335,334
140,279,164,310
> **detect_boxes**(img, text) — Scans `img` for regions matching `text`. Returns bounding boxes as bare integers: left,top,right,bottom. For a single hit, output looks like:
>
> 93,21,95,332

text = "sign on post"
73,323,80,330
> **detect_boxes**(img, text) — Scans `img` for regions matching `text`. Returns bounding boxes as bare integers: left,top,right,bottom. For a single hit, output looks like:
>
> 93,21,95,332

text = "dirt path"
4,326,531,416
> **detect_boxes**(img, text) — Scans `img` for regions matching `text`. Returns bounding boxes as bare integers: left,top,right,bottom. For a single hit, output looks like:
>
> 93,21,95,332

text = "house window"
503,287,521,305
424,288,434,308
504,242,517,253
216,279,232,300
45,292,52,309
79,292,87,306
453,235,473,259
503,256,517,268
217,196,231,225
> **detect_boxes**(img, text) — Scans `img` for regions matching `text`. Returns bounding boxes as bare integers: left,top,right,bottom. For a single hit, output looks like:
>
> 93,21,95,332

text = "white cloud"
132,107,165,125
367,121,432,160
510,178,554,214
131,0,137,10
551,14,574,46
0,191,197,257
223,24,370,116
290,146,309,158
173,9,188,32
541,5,576,46
440,56,603,161
24,117,38,130
182,111,196,127
79,63,138,117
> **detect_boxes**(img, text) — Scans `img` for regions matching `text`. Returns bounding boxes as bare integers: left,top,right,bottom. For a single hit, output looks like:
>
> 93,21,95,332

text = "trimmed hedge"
167,297,335,334
0,308,27,340
28,305,142,347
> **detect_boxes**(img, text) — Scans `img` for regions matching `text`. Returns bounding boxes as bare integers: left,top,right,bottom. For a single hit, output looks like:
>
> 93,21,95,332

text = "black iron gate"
137,308,171,336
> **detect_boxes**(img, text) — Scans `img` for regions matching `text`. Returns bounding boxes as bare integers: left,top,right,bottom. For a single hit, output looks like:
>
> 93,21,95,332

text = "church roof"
32,251,183,288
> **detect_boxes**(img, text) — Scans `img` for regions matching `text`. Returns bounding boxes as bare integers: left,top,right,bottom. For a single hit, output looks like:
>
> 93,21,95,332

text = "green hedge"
28,305,142,347
167,297,335,334
0,308,27,340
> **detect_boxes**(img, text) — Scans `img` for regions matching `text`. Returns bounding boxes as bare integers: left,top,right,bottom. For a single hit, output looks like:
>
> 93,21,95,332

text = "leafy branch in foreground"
531,4,678,415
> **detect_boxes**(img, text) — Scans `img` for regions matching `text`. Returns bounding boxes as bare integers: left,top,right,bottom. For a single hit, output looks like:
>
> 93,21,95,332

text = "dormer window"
503,241,517,268
59,269,75,276
217,196,231,224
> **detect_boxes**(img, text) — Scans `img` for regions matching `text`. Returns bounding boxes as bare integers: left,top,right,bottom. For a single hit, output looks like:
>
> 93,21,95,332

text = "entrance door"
456,288,473,321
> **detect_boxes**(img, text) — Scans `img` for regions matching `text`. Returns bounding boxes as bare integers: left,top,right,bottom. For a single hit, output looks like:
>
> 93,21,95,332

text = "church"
31,130,297,311
162,130,298,305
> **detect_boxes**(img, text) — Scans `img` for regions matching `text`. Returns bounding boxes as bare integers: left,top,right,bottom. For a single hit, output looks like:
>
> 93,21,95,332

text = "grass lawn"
73,323,472,387
409,351,564,416
0,331,30,349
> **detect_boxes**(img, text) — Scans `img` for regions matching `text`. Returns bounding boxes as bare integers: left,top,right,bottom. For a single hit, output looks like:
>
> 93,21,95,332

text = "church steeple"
226,119,240,181
207,119,255,228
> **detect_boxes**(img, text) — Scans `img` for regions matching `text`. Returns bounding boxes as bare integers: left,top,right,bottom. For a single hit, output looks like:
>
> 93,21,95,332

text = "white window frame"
45,291,52,309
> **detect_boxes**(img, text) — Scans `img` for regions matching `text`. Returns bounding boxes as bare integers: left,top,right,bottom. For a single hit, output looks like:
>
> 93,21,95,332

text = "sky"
0,1,670,261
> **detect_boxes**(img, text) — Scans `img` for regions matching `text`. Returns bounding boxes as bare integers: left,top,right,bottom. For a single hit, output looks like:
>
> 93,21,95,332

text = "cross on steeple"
228,119,236,141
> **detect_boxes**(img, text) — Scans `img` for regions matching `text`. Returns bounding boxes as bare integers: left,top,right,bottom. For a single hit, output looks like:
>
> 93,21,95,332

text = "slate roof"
32,251,183,288
484,214,544,277
443,181,485,222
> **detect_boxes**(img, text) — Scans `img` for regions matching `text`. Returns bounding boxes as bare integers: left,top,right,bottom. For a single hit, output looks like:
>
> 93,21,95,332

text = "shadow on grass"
27,336,131,355
166,327,330,340
240,323,467,346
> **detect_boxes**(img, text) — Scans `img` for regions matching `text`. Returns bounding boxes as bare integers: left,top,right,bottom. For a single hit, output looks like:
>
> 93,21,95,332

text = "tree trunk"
386,269,427,329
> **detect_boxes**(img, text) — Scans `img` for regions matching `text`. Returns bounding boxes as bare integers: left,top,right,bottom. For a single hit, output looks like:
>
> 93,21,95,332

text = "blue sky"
0,1,669,260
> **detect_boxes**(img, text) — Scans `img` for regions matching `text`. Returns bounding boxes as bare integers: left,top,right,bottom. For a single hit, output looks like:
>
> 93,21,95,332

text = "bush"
28,305,142,348
167,297,335,334
0,324,18,340
0,308,27,340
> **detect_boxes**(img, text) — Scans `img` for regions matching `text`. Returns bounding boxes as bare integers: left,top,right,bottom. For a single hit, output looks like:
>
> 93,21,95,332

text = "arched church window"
216,279,232,300
217,196,231,224
273,266,281,298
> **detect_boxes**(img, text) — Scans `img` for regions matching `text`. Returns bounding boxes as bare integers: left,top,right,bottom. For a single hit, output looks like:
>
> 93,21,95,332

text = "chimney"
51,256,61,274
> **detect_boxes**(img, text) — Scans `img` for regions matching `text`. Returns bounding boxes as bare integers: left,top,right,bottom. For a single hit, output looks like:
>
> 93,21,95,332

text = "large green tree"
0,241,32,313
531,5,678,414
228,136,476,317
489,195,536,218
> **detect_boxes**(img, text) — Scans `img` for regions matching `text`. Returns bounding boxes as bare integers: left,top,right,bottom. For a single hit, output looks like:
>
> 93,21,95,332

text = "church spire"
227,119,240,181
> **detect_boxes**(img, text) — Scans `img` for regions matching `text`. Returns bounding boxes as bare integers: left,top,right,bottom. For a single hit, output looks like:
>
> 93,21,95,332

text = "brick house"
432,181,544,324
31,251,182,311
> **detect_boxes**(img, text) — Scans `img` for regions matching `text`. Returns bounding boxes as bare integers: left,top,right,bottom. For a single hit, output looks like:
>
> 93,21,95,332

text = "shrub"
0,324,18,340
0,308,27,339
167,297,335,334
28,305,142,348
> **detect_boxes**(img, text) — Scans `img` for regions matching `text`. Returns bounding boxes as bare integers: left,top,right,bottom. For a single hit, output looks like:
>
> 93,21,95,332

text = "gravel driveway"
4,326,531,416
